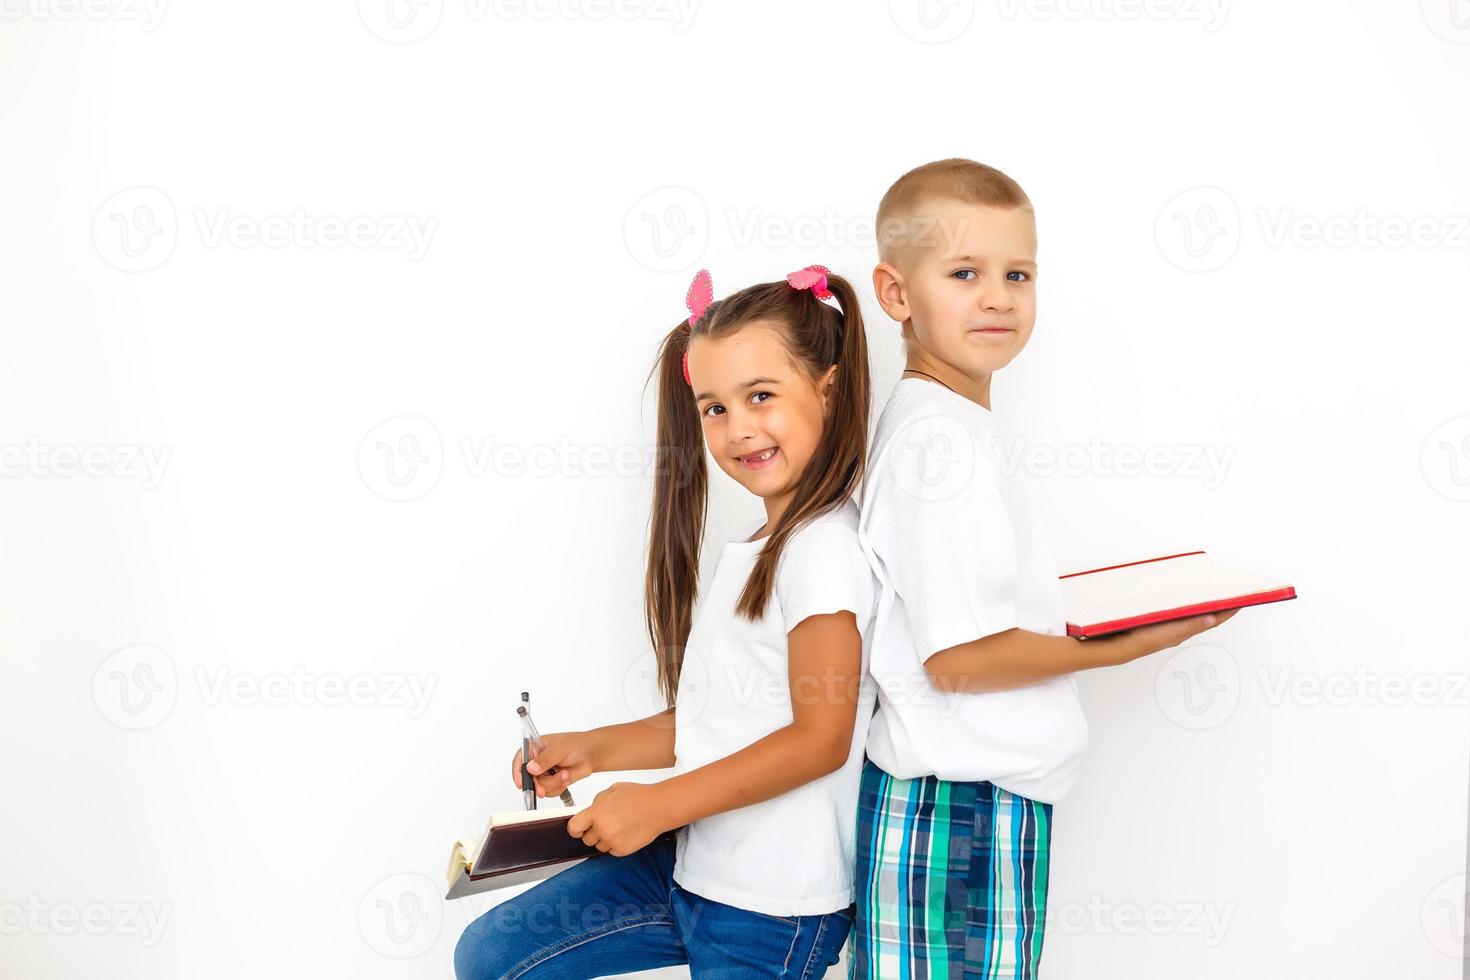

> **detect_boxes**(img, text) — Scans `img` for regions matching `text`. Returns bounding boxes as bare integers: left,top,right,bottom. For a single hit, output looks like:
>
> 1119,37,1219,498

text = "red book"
1058,550,1297,639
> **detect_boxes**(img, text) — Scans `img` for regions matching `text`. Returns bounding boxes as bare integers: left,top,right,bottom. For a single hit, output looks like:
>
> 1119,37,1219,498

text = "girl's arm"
583,708,678,771
568,611,862,852
922,609,1239,694
660,611,861,821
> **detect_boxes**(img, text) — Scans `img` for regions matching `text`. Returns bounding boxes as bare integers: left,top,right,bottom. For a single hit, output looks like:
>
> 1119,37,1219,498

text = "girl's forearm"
587,708,678,773
649,721,849,830
924,627,1133,693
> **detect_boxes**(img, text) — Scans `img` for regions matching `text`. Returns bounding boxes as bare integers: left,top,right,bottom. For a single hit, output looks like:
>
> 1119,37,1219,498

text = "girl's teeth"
746,448,775,462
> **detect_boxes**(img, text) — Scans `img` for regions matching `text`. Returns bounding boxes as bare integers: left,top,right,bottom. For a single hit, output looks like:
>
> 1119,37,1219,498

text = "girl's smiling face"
687,322,836,522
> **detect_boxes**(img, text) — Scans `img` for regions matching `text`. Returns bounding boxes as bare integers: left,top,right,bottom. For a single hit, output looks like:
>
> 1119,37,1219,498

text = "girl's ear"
872,262,910,324
818,364,838,408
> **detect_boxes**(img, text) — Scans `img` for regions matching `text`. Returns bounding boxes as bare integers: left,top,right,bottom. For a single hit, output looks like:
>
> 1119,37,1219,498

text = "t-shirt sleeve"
775,521,876,638
865,416,1022,661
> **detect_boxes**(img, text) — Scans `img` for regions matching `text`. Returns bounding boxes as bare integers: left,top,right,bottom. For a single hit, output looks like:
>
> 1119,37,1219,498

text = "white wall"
2,2,1467,978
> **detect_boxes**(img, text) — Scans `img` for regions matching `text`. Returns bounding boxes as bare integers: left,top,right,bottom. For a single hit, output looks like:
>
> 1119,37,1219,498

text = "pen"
519,692,576,807
521,733,536,810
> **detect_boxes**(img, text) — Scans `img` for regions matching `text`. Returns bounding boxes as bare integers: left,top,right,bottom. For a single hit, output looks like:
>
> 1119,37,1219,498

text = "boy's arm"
923,611,1237,694
924,629,1117,692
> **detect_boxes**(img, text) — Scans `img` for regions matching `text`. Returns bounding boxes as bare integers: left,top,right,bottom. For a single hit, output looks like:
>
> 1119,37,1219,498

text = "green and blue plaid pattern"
849,756,1053,979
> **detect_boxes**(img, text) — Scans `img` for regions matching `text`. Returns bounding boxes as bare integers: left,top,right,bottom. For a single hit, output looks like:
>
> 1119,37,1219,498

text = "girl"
454,265,877,980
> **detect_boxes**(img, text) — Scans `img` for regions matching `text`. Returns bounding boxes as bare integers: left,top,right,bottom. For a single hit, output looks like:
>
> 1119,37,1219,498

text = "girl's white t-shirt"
670,500,877,917
857,378,1088,804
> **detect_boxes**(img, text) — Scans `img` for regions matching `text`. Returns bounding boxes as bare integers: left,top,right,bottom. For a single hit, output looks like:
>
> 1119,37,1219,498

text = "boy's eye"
1007,270,1031,282
951,269,977,281
751,391,771,405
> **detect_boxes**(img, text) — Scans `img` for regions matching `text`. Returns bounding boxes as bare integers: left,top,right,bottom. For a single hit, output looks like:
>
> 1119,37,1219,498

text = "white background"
2,1,1468,978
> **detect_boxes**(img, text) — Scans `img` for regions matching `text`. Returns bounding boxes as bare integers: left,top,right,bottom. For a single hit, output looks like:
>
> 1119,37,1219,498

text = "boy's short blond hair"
876,158,1033,270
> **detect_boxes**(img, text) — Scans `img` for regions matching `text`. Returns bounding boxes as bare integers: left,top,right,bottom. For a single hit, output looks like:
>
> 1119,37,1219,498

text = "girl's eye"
702,392,771,416
952,269,977,281
1007,270,1030,282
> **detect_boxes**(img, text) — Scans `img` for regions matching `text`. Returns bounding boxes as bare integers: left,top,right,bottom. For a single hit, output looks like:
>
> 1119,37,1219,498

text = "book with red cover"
1058,550,1296,639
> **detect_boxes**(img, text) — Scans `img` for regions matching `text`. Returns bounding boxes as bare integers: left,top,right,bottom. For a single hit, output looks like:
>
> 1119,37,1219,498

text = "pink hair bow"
786,264,833,300
682,269,713,385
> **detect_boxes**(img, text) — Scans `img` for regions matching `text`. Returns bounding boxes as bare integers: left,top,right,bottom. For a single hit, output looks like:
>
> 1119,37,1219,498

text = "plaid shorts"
848,756,1053,979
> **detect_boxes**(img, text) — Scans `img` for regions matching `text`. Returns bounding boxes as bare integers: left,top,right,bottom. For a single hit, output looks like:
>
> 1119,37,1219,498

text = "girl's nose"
726,408,759,444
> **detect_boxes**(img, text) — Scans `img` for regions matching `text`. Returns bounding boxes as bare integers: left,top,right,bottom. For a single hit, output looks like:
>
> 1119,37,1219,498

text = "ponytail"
643,322,707,707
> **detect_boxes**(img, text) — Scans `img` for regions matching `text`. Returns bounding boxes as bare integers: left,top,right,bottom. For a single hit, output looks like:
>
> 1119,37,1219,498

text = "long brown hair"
643,271,870,706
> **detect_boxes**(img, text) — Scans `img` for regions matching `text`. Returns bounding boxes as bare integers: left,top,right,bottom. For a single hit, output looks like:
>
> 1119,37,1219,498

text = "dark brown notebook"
445,806,595,899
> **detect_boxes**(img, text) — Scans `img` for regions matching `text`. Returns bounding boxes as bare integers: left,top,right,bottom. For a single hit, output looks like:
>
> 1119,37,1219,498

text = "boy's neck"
902,354,993,411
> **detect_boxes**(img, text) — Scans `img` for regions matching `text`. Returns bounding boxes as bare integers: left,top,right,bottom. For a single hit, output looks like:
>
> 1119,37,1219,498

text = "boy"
850,159,1233,978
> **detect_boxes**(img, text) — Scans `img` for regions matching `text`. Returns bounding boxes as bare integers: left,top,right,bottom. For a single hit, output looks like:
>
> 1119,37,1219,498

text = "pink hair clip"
682,269,713,385
786,264,833,301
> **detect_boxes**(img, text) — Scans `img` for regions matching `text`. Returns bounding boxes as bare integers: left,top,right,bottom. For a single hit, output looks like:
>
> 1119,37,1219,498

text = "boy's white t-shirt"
671,500,877,917
858,378,1088,804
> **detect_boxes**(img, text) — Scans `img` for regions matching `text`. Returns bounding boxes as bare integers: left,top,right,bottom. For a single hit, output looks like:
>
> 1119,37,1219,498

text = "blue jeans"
454,835,853,979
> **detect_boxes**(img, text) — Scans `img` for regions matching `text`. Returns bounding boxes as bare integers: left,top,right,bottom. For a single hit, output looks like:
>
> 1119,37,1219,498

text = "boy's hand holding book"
1090,608,1238,667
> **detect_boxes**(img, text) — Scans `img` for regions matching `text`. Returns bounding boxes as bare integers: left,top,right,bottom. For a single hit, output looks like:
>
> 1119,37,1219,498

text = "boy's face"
884,201,1038,378
687,322,836,506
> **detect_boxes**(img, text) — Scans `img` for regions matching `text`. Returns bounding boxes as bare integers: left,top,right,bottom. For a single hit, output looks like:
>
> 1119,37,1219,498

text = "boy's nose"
978,282,1015,313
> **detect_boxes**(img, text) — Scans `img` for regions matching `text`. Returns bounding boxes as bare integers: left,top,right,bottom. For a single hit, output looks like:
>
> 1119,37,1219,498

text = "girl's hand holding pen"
509,731,599,798
566,781,671,856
